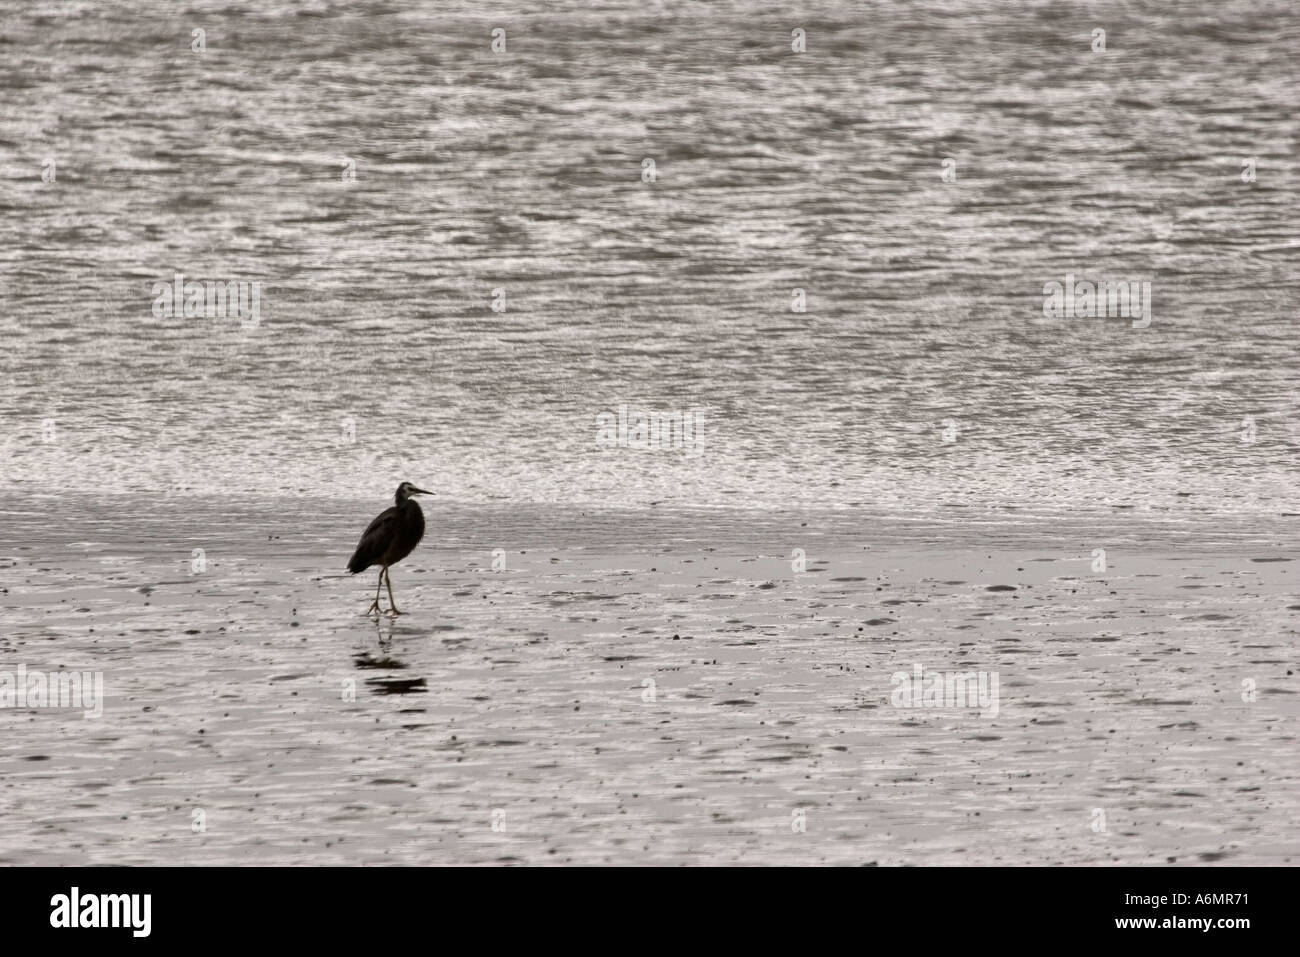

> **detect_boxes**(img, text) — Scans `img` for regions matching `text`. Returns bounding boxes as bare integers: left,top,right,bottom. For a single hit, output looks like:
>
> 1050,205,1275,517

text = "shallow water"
1,0,1297,866
1,0,1298,512
1,500,1297,865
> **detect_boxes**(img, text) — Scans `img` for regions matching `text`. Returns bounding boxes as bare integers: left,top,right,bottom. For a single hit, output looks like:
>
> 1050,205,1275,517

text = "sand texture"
1,498,1295,865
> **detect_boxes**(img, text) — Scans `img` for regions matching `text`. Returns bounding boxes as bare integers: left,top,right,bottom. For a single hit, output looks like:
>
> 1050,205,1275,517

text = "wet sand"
1,497,1296,865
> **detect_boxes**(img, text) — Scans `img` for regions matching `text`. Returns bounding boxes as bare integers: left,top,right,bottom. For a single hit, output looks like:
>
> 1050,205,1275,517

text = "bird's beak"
413,487,433,496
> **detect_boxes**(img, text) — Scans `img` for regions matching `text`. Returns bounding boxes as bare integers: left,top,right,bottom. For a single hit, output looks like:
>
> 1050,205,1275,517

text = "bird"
347,481,432,616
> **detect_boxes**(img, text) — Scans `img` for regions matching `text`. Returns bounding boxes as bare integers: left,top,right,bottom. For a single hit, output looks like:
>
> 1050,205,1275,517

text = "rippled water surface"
1,0,1297,511
1,0,1299,869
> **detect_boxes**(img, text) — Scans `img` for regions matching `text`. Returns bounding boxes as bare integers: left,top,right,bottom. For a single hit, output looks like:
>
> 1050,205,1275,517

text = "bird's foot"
387,605,403,616
364,600,381,616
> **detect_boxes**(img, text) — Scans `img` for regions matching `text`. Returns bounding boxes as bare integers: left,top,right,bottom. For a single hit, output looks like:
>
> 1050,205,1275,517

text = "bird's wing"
348,505,399,573
361,505,399,541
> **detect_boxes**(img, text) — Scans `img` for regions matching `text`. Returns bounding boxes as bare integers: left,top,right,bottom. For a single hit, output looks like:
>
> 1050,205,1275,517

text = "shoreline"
4,491,1298,549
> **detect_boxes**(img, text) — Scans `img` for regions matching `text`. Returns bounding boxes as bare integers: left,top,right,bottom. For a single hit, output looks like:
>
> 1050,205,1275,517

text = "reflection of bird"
347,482,432,616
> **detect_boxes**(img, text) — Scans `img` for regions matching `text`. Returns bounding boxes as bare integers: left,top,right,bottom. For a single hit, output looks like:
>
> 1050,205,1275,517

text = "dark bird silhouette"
347,481,431,615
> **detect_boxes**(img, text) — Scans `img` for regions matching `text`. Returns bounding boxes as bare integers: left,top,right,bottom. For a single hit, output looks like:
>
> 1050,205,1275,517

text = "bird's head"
395,481,433,504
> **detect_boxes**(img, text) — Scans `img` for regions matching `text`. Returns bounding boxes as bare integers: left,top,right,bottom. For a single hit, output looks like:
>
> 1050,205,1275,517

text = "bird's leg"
385,566,402,616
364,567,385,616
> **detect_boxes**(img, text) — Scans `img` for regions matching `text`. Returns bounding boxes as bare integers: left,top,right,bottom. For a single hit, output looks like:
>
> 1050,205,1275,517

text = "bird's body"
348,499,425,574
348,481,431,615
